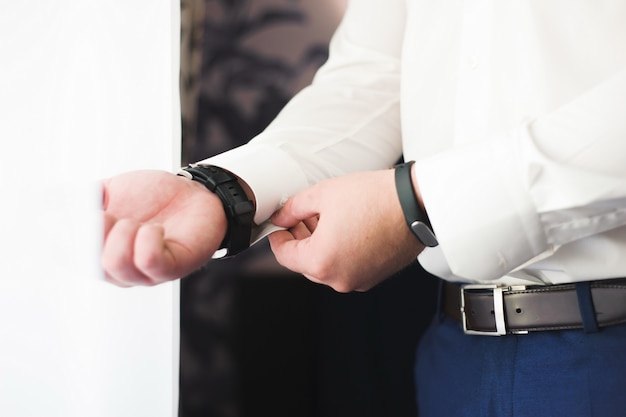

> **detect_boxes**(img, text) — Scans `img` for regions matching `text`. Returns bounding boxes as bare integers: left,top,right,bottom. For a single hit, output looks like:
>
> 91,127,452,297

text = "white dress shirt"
199,0,626,286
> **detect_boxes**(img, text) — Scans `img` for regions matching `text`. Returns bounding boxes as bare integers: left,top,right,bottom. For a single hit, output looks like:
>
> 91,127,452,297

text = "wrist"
394,161,438,247
179,165,255,257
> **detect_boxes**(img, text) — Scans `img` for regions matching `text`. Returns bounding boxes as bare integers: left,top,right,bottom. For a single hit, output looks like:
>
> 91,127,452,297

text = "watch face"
410,221,439,247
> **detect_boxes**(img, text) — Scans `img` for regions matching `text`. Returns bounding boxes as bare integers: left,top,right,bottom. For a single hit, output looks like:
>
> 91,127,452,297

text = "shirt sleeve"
415,67,626,282
196,0,406,225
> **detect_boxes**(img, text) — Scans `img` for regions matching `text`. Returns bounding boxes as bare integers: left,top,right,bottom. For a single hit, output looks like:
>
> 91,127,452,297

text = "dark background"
178,1,439,416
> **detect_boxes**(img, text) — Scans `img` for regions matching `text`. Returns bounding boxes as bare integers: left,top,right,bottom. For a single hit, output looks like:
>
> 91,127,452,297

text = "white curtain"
0,1,180,416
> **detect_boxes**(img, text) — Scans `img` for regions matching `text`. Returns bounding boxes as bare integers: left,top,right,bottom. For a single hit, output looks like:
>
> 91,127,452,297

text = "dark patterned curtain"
181,0,342,164
179,1,344,416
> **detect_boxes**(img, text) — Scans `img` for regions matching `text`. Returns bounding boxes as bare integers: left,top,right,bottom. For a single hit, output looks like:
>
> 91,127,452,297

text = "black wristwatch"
394,161,438,247
179,165,255,257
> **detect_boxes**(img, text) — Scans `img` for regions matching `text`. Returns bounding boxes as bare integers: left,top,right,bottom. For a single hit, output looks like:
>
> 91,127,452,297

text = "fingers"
272,188,320,228
102,218,149,286
302,215,319,233
102,219,176,286
289,220,315,239
133,223,178,283
268,214,319,269
270,230,354,291
103,212,116,239
101,179,109,210
270,187,336,287
268,230,315,277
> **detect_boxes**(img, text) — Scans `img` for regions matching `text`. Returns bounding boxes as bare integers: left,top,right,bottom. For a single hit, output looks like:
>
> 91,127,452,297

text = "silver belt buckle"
460,284,529,336
460,284,507,336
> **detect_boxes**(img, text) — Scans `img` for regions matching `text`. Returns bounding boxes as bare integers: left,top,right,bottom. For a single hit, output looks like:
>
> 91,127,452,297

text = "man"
103,1,626,415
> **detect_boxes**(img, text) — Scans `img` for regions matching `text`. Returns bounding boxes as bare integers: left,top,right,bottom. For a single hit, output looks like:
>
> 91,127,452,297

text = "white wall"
0,1,180,416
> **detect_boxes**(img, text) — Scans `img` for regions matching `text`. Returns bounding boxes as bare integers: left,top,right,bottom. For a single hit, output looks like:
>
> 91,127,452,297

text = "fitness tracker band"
394,161,438,247
179,164,255,257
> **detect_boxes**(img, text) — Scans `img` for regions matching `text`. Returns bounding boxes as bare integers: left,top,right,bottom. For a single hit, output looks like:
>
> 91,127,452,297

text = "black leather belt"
443,279,626,335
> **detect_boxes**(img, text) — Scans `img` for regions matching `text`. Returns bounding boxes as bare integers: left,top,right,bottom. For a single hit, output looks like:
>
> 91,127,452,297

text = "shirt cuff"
414,128,548,282
195,143,309,225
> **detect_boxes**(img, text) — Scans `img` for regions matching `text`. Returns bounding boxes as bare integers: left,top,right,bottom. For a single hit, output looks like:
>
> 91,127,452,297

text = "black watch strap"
394,161,438,247
179,165,254,257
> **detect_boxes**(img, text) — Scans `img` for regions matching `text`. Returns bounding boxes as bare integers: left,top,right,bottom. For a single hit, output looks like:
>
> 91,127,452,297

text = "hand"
102,170,227,287
268,169,424,292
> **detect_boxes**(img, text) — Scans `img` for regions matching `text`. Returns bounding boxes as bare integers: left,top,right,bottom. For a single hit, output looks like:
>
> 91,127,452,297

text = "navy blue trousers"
415,316,626,416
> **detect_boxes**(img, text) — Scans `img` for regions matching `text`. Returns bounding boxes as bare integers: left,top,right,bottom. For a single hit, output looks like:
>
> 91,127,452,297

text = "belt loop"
576,282,600,334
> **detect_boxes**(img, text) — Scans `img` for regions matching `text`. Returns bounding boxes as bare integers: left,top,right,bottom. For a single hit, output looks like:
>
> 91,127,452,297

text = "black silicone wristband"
180,165,254,257
394,161,438,247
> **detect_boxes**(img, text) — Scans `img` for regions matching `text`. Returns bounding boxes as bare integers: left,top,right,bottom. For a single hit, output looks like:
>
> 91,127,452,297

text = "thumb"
272,188,320,228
